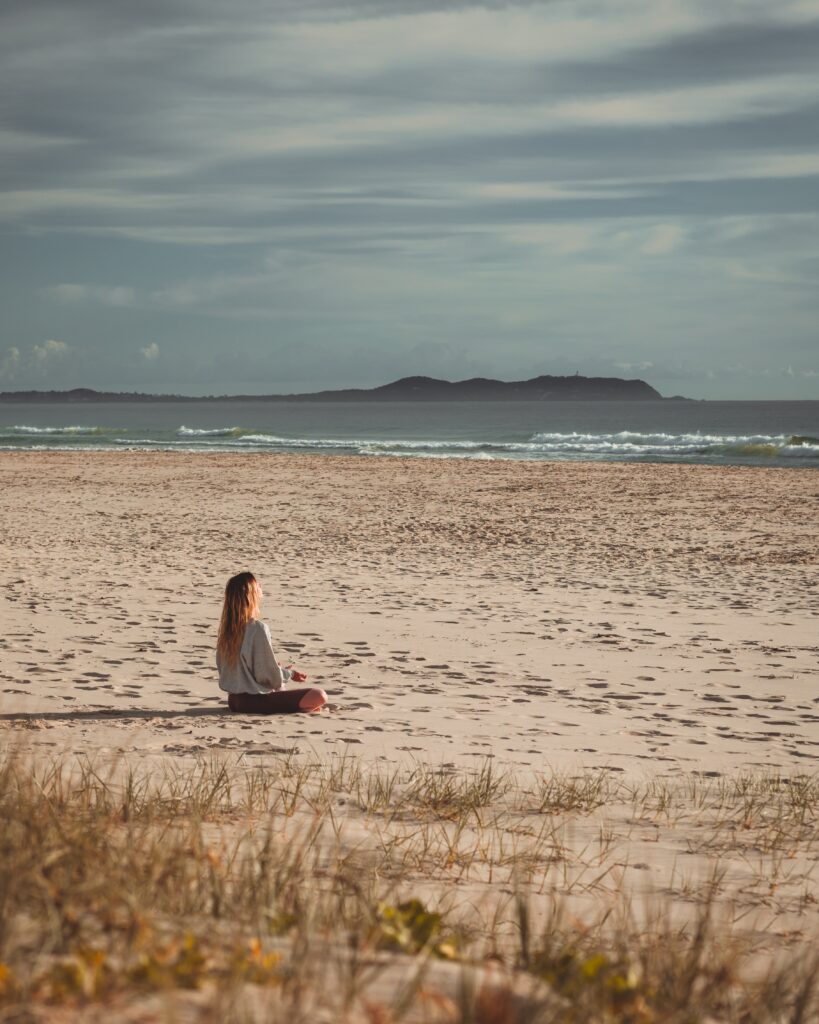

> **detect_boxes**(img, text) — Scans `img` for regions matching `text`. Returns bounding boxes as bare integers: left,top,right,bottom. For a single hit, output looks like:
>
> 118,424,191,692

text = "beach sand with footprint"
0,452,816,778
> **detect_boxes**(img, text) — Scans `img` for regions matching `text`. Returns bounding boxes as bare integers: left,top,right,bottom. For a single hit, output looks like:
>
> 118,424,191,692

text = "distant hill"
0,374,665,403
302,375,663,401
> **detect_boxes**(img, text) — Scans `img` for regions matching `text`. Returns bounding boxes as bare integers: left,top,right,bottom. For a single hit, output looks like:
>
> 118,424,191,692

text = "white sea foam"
780,442,819,456
529,430,788,447
237,434,355,447
112,439,168,446
2,422,817,463
523,430,810,458
177,426,244,436
8,424,107,435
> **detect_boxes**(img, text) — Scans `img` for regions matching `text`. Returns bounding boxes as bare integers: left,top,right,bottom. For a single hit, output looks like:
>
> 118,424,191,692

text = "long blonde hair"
217,571,261,668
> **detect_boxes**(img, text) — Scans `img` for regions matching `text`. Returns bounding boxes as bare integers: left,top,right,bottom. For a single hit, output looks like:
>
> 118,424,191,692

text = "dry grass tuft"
0,750,817,1022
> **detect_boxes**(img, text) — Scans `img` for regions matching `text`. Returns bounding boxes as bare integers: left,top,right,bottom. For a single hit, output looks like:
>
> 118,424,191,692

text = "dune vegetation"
0,750,817,1022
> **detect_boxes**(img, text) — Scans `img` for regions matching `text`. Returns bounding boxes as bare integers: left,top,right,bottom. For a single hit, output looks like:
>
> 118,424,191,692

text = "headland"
0,373,666,403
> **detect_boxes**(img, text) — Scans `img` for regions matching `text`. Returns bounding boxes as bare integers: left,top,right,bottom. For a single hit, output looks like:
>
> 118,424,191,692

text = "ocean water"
1,400,818,467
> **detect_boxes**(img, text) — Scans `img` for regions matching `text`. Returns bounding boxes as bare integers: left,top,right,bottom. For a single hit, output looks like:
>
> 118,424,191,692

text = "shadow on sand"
0,708,228,724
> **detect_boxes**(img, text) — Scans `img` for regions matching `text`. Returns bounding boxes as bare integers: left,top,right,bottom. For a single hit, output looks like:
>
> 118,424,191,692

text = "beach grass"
0,750,817,1022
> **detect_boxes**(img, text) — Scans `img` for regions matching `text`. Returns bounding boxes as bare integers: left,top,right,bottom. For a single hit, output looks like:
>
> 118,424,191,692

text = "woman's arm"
249,622,291,691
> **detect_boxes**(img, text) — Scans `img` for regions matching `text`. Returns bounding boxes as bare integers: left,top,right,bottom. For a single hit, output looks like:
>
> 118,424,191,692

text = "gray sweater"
217,619,292,695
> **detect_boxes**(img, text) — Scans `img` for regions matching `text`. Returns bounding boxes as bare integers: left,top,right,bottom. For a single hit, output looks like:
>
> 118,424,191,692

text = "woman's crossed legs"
228,688,327,715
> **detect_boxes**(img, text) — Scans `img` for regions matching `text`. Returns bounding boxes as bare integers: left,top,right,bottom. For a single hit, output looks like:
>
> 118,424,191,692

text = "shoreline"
1,448,818,469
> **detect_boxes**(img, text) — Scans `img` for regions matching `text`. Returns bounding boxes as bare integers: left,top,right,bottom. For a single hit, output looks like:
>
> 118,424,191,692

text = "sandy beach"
1,452,816,773
1,452,818,1021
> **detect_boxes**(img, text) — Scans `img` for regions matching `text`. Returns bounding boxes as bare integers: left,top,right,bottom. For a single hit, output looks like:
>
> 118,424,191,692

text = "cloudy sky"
2,0,818,398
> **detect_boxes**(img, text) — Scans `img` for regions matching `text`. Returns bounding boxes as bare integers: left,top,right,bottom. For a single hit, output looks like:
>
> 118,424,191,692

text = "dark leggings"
228,689,314,715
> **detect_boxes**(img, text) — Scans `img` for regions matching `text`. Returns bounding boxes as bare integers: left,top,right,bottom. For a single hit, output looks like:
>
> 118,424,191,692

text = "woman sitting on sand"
217,571,327,714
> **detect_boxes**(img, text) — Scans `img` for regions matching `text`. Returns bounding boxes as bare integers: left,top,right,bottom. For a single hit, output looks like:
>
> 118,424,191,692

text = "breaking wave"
6,424,108,435
176,426,246,437
1,424,817,464
526,431,819,459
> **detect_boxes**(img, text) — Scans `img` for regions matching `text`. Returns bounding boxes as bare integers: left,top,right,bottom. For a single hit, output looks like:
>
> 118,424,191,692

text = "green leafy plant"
127,933,208,991
375,899,459,959
531,947,649,1021
34,947,114,1003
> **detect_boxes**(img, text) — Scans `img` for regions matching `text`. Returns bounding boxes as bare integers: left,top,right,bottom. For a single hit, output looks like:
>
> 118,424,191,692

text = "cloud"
3,2,819,246
51,283,136,306
0,1,817,397
32,339,69,363
2,342,73,382
0,346,21,381
151,273,266,309
614,360,655,373
641,224,685,255
724,261,791,283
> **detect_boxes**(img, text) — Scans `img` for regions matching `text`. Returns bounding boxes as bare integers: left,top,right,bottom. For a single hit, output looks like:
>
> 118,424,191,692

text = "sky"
1,0,818,399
